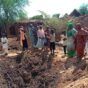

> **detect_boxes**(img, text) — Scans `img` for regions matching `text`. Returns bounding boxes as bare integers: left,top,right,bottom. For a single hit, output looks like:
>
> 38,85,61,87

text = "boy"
50,29,55,55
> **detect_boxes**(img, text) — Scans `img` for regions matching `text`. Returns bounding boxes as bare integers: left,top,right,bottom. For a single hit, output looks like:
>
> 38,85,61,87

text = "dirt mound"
64,75,88,88
75,15,88,28
0,48,88,88
2,50,59,88
8,37,19,50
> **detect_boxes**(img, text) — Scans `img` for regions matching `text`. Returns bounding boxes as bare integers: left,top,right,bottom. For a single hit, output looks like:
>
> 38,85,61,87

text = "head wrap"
76,23,81,30
67,21,74,30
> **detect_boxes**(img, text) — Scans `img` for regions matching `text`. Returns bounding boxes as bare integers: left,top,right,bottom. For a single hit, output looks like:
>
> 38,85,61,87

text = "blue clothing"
28,26,37,47
36,38,45,48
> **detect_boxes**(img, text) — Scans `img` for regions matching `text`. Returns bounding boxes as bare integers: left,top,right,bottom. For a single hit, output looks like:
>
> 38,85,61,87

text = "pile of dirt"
52,47,88,88
2,50,59,88
64,75,88,88
8,37,19,50
75,15,88,28
0,47,88,88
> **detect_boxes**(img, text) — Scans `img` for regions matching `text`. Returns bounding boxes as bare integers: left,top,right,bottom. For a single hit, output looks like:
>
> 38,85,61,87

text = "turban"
67,21,74,29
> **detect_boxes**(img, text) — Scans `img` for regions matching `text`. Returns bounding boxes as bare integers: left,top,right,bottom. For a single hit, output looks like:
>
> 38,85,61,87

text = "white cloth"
67,37,75,50
36,38,44,48
50,33,55,42
1,37,8,53
63,40,67,46
37,29,45,38
85,40,88,55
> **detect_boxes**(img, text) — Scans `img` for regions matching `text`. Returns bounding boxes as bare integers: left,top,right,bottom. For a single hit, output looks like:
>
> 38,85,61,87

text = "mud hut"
6,20,44,38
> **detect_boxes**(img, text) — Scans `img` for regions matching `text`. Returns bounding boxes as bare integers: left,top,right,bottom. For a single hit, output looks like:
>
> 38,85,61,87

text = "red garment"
75,24,88,58
76,34,86,58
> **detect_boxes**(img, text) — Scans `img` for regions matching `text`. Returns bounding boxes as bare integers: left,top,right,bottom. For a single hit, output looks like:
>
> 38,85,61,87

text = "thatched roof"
70,9,81,17
17,19,43,24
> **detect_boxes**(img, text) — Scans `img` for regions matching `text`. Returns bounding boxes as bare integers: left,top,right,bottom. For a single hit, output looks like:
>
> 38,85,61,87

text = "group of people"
0,25,56,56
62,22,88,63
20,25,56,55
1,22,88,61
36,26,56,54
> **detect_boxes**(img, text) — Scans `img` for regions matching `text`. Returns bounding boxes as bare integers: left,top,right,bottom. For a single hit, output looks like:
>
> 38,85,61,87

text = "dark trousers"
22,39,28,51
63,46,67,54
50,42,55,54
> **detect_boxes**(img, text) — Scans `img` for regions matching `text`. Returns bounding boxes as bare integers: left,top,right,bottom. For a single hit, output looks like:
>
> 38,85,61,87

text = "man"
36,26,45,49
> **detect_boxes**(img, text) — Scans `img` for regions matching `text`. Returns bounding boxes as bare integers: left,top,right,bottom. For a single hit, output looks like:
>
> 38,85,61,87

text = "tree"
39,10,50,19
63,13,69,18
0,0,29,34
79,4,88,15
52,14,60,18
30,11,69,33
44,17,68,33
30,15,43,20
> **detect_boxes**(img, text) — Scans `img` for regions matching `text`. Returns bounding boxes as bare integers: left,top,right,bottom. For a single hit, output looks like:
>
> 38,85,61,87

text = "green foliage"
63,13,68,18
0,0,29,29
39,10,50,19
52,14,60,18
30,15,43,20
30,11,69,33
30,11,50,20
44,17,68,33
79,4,88,15
18,11,28,21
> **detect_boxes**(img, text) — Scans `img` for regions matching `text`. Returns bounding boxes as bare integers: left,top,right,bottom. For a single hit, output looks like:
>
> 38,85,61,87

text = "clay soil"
0,46,88,88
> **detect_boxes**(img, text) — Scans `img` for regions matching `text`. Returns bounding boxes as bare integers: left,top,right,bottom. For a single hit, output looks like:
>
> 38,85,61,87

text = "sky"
25,0,88,17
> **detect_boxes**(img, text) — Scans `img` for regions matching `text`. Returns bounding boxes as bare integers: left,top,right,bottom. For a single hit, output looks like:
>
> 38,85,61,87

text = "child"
50,29,55,55
19,26,28,51
63,37,67,55
1,34,8,55
44,28,50,51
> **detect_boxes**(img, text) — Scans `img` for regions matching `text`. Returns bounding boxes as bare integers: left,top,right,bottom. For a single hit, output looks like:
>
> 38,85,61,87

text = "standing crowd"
62,22,88,63
19,25,56,55
0,21,88,65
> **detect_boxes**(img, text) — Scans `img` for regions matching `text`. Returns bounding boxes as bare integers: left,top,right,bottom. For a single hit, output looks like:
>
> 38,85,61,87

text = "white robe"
85,40,88,55
1,37,8,54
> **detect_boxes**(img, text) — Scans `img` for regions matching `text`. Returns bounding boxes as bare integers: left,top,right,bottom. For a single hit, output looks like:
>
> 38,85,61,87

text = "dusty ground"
0,46,88,88
0,48,88,88
54,47,88,88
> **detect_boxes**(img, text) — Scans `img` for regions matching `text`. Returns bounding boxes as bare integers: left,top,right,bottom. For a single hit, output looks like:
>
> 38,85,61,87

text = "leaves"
30,15,43,20
52,14,60,19
0,0,29,27
39,10,50,19
30,11,69,33
44,17,68,33
79,4,88,15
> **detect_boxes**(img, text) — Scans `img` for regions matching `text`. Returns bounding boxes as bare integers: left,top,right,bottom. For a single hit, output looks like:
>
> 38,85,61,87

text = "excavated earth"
0,47,88,88
0,49,60,88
